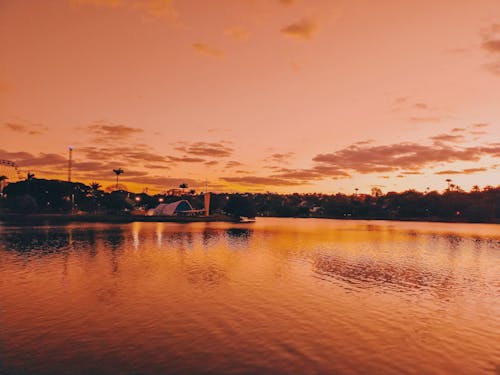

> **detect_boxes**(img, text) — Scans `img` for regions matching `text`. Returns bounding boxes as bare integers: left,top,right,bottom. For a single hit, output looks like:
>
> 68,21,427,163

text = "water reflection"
313,254,455,294
0,219,498,375
2,230,71,254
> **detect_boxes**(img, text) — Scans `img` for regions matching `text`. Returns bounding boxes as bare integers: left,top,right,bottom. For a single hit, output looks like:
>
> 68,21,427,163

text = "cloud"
266,152,295,163
167,155,205,163
74,0,177,18
480,24,500,75
482,39,500,53
277,0,294,5
430,134,464,143
192,43,223,58
409,116,441,123
0,149,67,171
78,145,167,164
83,122,143,143
140,0,177,17
125,175,201,188
401,171,423,175
222,176,305,186
2,122,47,135
204,160,218,166
74,0,121,6
312,141,500,175
225,160,243,168
281,19,318,40
472,123,488,128
485,61,500,75
435,168,487,175
174,142,233,157
451,127,465,132
225,27,250,42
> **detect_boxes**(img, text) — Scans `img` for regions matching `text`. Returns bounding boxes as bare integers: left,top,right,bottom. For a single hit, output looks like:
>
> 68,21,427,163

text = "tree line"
0,178,498,222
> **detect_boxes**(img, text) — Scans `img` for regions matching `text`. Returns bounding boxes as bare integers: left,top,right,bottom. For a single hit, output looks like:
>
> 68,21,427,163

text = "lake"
0,218,499,375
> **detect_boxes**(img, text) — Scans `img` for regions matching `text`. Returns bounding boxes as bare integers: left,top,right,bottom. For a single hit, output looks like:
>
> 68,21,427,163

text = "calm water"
0,218,499,375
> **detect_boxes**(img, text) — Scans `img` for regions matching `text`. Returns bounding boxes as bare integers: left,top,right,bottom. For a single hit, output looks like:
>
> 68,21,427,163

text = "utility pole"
204,179,210,216
68,146,73,182
68,146,74,213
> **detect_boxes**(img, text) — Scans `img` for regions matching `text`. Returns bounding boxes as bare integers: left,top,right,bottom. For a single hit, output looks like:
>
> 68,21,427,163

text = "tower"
68,146,73,182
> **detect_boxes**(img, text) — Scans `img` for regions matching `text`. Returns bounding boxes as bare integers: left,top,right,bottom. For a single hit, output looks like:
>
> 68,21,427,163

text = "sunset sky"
1,0,499,194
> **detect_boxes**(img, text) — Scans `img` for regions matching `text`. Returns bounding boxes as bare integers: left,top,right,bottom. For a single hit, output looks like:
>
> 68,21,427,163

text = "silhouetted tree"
179,183,188,194
225,194,256,219
113,168,124,190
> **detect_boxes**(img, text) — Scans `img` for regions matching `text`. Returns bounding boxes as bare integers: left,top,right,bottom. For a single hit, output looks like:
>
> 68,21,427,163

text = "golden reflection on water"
0,218,498,375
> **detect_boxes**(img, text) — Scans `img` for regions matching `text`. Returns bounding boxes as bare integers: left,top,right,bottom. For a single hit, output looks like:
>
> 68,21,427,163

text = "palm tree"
113,168,124,190
179,183,188,194
445,178,452,191
89,181,102,213
26,172,35,194
90,181,102,196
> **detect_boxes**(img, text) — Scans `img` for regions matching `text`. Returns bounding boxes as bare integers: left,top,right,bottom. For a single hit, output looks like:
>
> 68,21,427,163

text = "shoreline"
0,213,240,225
0,213,497,225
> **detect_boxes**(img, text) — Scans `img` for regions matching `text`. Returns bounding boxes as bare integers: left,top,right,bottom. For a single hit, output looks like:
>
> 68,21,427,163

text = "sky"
0,0,499,194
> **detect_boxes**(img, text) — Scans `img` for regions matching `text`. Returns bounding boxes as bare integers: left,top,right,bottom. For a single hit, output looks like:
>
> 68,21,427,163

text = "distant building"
147,200,204,216
165,188,182,197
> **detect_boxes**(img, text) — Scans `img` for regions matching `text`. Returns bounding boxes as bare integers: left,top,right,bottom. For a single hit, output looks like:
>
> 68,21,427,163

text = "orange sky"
0,0,499,194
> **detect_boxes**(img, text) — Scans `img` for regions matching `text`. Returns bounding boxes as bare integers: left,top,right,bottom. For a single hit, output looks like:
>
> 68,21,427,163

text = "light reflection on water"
0,218,499,375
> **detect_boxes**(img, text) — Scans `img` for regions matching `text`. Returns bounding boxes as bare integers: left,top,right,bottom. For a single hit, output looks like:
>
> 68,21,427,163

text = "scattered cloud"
430,134,464,143
312,139,499,175
225,160,243,168
472,122,488,128
143,163,169,170
167,156,206,163
480,24,500,75
174,142,233,157
2,122,48,135
451,127,465,132
401,171,423,175
222,176,305,186
225,27,250,42
266,152,295,164
83,122,143,143
139,0,177,17
409,116,441,123
125,175,201,188
482,39,500,53
74,0,177,18
435,167,487,175
73,0,121,7
78,145,166,164
281,18,318,40
0,149,66,171
192,43,224,58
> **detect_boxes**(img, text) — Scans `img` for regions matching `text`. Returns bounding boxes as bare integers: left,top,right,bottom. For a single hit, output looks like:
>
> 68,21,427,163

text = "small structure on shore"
147,200,204,216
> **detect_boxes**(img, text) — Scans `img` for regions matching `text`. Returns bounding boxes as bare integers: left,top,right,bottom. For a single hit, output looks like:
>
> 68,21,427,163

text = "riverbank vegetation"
0,178,498,223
